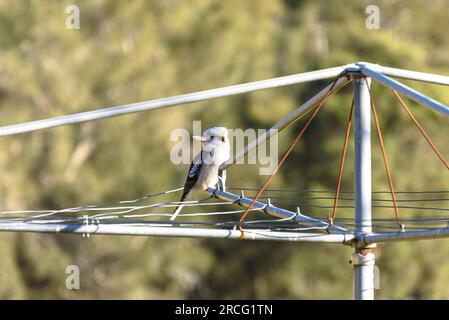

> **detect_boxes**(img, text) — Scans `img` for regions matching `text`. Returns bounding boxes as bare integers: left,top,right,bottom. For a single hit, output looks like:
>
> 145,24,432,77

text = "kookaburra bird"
171,127,230,221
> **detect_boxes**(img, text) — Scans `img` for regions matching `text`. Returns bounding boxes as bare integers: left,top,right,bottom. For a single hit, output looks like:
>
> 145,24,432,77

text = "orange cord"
392,89,449,170
238,77,345,236
329,98,354,223
367,84,403,228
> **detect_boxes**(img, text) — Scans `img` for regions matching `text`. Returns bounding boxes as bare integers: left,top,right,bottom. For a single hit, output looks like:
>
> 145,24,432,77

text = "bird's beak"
193,135,208,142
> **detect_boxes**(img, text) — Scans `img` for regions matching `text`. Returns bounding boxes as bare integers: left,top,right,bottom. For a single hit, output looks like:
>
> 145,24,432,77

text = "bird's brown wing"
179,155,203,201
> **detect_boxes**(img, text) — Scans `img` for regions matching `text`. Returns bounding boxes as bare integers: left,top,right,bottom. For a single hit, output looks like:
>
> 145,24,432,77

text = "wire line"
368,83,402,228
330,98,354,222
392,89,449,170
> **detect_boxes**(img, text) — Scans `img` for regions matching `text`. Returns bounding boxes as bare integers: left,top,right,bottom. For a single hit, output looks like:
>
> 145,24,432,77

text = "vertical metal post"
352,76,376,300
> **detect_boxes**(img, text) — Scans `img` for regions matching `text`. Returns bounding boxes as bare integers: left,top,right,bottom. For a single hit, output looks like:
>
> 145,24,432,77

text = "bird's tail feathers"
170,190,191,221
170,204,184,221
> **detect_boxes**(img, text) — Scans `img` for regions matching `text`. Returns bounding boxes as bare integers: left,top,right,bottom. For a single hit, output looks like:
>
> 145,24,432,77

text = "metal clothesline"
0,185,442,238
1,186,447,232
0,62,448,301
0,184,448,225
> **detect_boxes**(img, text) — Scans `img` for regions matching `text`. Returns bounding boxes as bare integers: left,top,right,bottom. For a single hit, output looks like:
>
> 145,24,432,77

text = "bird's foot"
216,179,226,192
217,170,227,192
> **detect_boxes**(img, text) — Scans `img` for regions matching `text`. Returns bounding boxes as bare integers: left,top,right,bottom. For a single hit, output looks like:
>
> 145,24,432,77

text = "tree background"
0,0,448,299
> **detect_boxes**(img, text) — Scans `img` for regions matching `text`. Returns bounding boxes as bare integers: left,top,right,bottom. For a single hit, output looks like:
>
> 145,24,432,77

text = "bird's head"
193,127,229,146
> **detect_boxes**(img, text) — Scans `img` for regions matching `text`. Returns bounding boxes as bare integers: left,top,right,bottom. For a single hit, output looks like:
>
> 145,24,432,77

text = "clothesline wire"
268,201,449,212
251,196,449,202
3,214,449,224
2,187,449,220
229,187,449,194
1,185,449,234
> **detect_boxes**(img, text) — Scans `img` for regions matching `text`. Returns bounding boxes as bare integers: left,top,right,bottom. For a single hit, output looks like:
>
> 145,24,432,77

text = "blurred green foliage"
0,0,448,299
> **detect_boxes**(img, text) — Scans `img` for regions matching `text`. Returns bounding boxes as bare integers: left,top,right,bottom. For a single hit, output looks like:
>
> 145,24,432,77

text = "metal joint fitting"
351,252,376,266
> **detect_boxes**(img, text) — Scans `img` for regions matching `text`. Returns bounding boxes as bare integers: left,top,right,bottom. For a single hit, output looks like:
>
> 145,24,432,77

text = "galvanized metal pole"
352,76,376,300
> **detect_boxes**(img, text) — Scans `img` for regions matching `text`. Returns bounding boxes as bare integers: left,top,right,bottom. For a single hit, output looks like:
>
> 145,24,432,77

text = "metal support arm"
0,222,355,243
208,188,352,235
360,65,449,118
